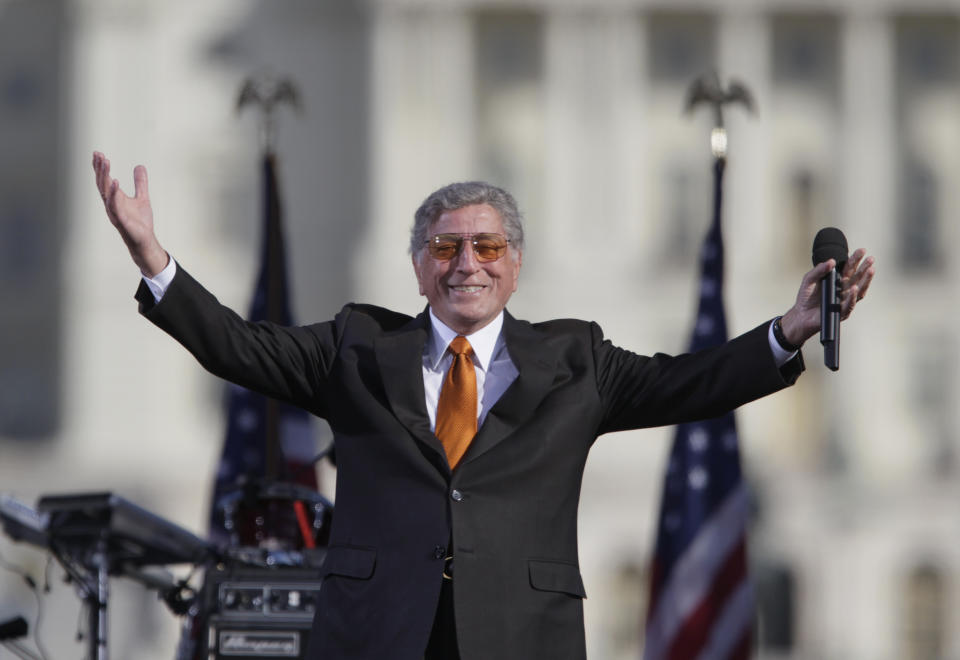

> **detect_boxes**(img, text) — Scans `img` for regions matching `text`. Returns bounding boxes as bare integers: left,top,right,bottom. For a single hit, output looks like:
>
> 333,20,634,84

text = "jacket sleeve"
593,320,803,435
135,265,345,418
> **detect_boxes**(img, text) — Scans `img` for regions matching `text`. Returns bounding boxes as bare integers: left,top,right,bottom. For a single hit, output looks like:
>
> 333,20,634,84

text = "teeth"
452,286,483,293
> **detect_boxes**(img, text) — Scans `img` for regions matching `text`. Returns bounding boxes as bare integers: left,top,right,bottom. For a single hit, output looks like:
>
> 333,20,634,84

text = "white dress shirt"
423,310,519,432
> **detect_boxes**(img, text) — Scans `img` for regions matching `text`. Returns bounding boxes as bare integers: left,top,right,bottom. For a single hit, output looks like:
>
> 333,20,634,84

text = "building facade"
0,0,958,658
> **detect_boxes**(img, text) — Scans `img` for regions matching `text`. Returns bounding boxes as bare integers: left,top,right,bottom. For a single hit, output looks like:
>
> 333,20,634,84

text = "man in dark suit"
92,151,873,660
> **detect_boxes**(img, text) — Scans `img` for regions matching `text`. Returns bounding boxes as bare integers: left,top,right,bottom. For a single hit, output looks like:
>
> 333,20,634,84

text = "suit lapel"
462,311,557,467
374,311,448,469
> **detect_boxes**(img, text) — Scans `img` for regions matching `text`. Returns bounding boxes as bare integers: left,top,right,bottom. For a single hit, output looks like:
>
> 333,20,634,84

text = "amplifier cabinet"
206,616,313,659
201,566,323,659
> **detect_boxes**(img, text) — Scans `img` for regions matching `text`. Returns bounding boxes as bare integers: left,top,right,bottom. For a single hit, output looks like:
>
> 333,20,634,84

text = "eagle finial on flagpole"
236,75,301,155
684,70,756,159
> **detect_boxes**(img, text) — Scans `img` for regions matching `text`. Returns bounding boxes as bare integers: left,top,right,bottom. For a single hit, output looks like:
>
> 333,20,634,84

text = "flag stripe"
724,625,753,660
668,537,747,659
696,580,754,660
645,485,748,659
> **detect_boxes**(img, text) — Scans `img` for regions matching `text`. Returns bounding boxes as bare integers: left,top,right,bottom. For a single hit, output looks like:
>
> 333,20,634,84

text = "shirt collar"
427,308,504,372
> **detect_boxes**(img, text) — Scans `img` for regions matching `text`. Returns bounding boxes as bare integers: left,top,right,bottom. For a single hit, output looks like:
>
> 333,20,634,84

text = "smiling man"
412,201,521,337
92,154,874,660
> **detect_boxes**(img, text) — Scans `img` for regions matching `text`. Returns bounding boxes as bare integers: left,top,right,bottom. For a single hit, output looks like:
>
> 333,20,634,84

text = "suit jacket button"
433,545,446,559
451,489,464,502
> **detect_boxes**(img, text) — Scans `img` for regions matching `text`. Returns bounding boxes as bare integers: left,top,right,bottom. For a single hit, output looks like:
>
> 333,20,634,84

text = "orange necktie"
435,336,477,470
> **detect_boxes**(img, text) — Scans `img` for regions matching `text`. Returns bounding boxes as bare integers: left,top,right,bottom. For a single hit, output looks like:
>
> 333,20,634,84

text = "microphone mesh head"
812,227,848,267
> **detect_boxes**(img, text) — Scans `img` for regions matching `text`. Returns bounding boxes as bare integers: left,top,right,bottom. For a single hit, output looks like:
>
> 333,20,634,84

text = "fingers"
93,151,112,201
93,152,145,225
804,259,834,288
838,251,876,318
842,251,875,300
842,248,866,279
94,154,124,217
852,256,875,302
107,179,120,216
133,165,149,200
857,265,874,301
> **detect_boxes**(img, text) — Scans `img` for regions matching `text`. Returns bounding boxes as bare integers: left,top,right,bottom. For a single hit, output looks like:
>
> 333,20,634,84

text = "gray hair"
409,181,525,258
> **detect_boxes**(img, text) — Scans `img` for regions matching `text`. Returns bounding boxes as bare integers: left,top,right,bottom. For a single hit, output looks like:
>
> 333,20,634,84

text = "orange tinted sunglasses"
424,233,511,262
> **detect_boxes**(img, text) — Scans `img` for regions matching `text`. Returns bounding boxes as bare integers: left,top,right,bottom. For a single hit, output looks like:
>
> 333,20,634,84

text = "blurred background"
0,0,958,658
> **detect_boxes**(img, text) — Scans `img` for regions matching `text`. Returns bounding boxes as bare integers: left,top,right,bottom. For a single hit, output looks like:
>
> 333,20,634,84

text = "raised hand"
92,151,168,277
780,248,876,347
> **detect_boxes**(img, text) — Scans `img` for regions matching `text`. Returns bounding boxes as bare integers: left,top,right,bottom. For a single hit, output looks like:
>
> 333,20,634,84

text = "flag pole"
643,72,758,660
236,77,301,482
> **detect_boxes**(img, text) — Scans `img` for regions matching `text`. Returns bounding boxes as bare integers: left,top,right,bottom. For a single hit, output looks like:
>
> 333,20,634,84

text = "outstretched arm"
779,248,876,347
92,151,169,277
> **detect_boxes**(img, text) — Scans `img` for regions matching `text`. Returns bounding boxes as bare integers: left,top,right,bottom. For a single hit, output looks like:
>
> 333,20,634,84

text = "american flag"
208,154,319,545
644,158,754,660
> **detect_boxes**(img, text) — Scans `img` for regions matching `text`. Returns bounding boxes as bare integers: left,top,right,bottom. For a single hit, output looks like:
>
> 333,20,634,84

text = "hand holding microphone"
777,229,875,371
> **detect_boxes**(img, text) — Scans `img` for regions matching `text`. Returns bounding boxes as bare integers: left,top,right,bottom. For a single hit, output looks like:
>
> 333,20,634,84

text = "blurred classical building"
0,0,958,658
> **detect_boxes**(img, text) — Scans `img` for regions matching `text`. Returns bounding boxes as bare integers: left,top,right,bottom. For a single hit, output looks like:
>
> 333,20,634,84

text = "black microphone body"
812,228,848,371
820,267,840,369
0,615,28,641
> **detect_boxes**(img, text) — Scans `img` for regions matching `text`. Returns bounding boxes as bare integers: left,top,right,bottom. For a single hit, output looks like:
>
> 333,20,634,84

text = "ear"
412,254,426,296
510,250,522,293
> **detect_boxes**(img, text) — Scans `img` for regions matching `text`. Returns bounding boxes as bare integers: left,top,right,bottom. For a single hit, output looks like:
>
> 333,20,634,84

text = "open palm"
93,151,167,276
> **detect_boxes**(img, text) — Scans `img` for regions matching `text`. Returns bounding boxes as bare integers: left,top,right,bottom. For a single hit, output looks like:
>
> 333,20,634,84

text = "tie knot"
449,336,472,356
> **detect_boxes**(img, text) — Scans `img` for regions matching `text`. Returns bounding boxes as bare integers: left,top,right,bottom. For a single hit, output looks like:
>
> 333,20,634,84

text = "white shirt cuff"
143,258,177,302
768,320,798,367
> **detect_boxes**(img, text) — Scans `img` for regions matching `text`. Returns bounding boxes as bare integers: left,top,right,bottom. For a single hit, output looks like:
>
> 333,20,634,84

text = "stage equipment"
0,494,48,547
2,487,335,660
197,560,324,659
0,615,35,660
39,492,215,660
215,479,332,550
0,615,28,641
178,479,333,660
1,492,215,660
37,492,214,566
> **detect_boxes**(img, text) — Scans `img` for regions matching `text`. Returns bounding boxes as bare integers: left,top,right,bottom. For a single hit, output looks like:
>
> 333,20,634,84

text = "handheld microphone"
812,228,848,371
0,615,27,641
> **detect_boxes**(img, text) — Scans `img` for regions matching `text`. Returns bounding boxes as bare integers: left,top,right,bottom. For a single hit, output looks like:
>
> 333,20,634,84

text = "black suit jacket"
136,266,802,660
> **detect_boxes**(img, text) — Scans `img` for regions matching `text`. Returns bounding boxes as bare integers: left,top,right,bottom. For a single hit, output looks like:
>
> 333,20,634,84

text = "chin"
446,311,487,332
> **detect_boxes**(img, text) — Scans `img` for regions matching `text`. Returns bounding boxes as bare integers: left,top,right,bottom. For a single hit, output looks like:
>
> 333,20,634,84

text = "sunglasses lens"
473,234,507,262
429,236,461,261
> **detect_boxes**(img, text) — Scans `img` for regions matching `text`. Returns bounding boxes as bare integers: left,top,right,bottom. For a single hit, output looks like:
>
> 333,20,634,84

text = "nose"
452,240,481,273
